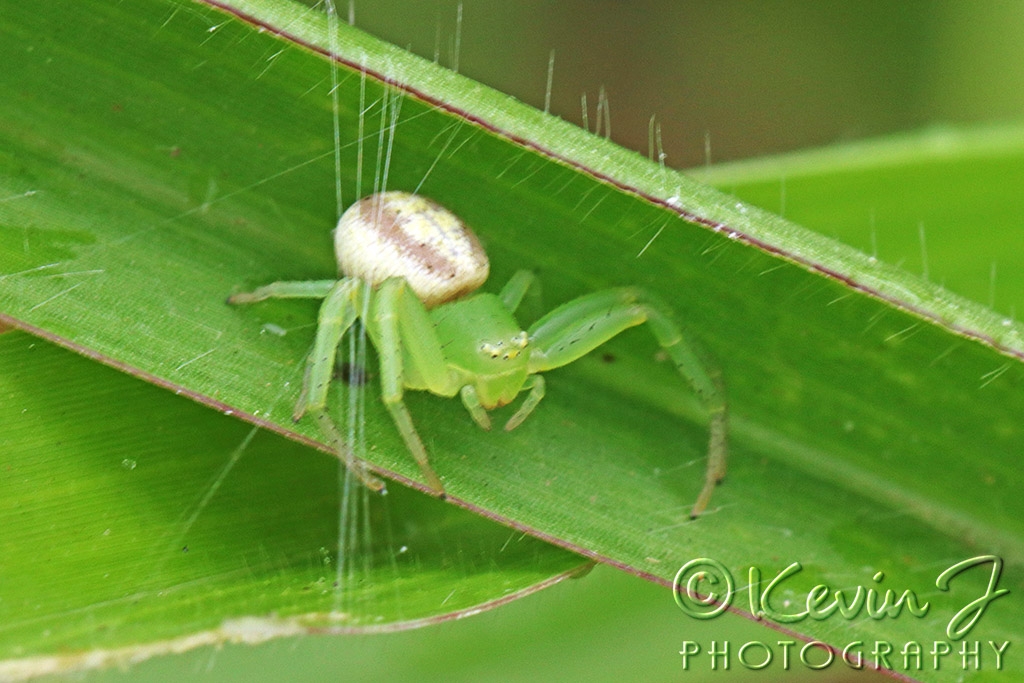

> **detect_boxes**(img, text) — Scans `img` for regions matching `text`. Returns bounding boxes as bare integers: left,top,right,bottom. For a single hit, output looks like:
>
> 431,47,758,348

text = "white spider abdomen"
334,191,490,308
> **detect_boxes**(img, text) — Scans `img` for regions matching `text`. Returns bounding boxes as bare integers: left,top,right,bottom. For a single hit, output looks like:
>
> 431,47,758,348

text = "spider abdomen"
335,191,489,308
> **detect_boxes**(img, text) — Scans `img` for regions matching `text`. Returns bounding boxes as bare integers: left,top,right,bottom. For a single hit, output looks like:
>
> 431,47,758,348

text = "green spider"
229,191,727,517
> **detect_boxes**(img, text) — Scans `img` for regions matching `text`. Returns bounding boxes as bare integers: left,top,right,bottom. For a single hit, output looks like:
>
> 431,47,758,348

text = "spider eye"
479,333,529,361
480,341,503,359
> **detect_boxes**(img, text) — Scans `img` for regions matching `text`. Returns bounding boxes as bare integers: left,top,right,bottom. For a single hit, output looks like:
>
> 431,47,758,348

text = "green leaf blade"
1,1,1021,681
0,331,587,675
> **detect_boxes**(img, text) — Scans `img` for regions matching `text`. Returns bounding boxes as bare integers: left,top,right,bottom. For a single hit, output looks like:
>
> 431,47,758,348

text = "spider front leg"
527,288,727,518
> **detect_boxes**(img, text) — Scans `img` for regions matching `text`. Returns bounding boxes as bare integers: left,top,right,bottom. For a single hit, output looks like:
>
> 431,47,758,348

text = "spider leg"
230,277,384,489
293,278,362,420
227,279,337,304
294,278,385,492
460,385,492,430
527,288,727,518
374,278,449,494
498,270,538,312
231,278,360,428
229,277,347,421
504,375,545,431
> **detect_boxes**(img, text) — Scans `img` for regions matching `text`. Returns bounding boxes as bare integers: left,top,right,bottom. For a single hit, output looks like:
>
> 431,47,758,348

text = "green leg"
504,375,545,431
295,278,384,492
498,270,537,312
395,278,456,393
293,278,363,419
460,385,492,430
374,279,447,494
227,277,348,420
227,279,337,304
229,276,386,491
643,303,728,518
312,404,384,493
232,278,385,491
527,288,727,518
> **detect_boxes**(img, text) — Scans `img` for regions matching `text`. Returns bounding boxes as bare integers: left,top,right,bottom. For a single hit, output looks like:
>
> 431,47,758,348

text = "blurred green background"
349,0,1024,166
47,1,1024,681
